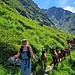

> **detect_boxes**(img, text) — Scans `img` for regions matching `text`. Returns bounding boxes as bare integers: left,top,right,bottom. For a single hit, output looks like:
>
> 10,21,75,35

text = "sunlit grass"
0,1,75,75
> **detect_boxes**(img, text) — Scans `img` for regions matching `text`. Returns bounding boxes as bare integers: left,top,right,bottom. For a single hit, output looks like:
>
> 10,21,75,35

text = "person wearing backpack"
14,39,36,75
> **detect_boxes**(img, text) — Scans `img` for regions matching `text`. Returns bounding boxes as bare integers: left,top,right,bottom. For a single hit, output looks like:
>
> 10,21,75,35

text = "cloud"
64,6,75,13
38,5,40,8
74,2,75,4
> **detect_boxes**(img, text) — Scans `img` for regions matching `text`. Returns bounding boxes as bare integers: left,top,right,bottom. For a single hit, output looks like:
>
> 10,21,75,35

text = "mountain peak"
42,6,75,35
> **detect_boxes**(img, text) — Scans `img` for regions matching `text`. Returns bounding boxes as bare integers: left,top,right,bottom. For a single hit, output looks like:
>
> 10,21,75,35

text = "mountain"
2,0,55,27
42,6,75,35
0,0,75,75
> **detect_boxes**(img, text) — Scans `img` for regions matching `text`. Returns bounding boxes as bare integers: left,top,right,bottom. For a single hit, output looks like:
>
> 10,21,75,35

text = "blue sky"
32,0,75,13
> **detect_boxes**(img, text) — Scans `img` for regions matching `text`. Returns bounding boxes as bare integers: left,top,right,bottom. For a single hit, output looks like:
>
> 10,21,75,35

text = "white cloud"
74,2,75,4
38,5,40,8
64,6,75,13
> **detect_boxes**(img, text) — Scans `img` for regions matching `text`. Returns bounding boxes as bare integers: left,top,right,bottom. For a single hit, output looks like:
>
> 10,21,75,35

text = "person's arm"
14,51,21,58
29,46,36,61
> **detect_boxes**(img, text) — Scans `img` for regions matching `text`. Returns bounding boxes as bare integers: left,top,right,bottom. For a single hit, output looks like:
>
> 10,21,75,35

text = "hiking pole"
13,58,16,75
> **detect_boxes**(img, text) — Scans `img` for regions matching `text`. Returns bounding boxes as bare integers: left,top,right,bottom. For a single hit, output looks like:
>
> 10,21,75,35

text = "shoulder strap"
20,46,23,53
20,46,31,59
27,46,31,59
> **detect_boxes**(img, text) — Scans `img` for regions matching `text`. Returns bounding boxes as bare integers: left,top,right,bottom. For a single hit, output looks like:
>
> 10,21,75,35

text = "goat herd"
41,38,75,70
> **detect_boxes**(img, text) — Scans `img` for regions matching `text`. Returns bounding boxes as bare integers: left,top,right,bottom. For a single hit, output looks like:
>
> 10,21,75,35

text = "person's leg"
26,60,31,75
21,61,26,75
21,60,27,75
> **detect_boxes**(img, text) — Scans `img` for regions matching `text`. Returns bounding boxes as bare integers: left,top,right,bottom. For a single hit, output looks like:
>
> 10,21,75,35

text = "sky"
32,0,75,13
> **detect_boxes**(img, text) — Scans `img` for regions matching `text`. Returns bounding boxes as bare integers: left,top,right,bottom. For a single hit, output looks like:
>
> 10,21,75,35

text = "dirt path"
45,64,54,72
31,64,54,75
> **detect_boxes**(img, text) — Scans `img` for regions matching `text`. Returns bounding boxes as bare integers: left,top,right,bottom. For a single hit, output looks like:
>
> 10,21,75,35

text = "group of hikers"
13,38,75,75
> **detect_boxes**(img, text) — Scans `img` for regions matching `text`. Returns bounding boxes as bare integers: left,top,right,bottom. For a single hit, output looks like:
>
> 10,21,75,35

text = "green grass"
53,50,75,75
0,1,75,75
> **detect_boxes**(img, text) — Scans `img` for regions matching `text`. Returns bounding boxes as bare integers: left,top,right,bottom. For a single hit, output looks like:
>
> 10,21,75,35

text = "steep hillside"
48,50,75,75
2,0,55,27
0,1,75,75
42,6,75,35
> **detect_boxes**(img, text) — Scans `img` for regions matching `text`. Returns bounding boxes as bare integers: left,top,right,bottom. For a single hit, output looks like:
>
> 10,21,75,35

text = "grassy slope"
3,0,54,27
0,1,75,75
51,50,75,75
46,50,75,75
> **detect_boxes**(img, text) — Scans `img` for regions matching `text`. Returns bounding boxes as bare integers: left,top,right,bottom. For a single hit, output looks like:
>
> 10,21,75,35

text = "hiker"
40,48,47,70
14,39,36,75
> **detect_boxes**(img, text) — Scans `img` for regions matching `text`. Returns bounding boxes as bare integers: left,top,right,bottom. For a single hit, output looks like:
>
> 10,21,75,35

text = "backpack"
20,46,31,59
